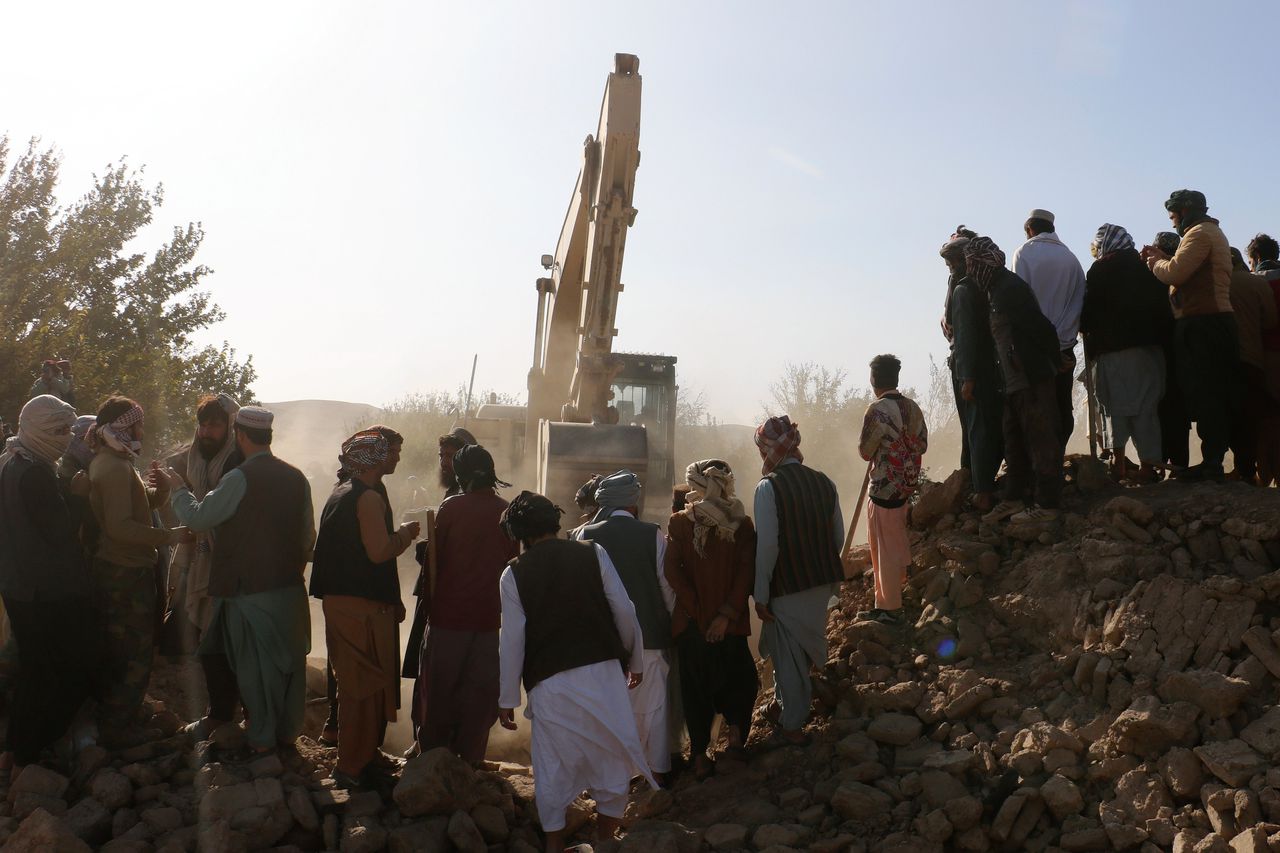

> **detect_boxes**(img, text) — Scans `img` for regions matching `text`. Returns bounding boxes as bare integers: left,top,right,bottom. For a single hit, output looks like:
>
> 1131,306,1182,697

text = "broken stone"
1195,740,1265,787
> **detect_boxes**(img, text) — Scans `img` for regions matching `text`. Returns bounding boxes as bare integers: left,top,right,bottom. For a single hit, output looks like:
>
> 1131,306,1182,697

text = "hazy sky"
7,1,1279,424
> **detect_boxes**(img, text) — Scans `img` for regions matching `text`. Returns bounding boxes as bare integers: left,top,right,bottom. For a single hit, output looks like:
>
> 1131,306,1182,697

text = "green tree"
0,137,254,449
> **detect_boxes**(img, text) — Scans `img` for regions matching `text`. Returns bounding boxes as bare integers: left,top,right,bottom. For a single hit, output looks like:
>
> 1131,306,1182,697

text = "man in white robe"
574,470,676,781
497,491,655,852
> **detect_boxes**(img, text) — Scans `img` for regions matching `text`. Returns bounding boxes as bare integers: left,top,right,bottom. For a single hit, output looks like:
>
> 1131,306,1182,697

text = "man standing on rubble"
312,430,418,788
401,426,477,713
1141,190,1236,482
415,444,517,764
163,393,245,739
752,415,844,747
858,355,928,625
576,469,675,783
1010,209,1086,454
965,237,1064,523
162,406,315,754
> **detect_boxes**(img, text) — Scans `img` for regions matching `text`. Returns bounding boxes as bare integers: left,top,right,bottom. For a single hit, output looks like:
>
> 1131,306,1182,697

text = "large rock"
1157,670,1252,719
1159,747,1204,798
1109,696,1200,756
868,712,923,746
1240,707,1280,758
1041,774,1084,820
1195,740,1265,787
4,808,91,853
446,810,486,853
704,824,749,850
62,797,112,843
11,765,70,800
830,782,893,820
88,769,133,810
388,818,450,853
395,748,488,817
911,469,968,530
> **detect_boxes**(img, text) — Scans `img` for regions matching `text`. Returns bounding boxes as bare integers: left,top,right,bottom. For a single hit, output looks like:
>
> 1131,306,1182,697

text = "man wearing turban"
497,491,654,850
964,237,1065,523
575,469,676,783
311,429,420,788
0,396,99,774
751,415,844,747
412,444,517,766
1141,190,1237,481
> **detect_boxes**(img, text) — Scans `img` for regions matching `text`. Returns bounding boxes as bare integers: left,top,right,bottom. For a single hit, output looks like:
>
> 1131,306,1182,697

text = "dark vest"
210,453,310,597
765,463,843,598
310,479,399,604
579,514,672,649
0,455,88,602
511,538,627,691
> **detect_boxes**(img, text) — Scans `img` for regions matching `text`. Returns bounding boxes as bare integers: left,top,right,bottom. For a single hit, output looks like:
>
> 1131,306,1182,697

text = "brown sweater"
1230,269,1279,369
663,512,756,637
1149,218,1233,319
89,451,175,568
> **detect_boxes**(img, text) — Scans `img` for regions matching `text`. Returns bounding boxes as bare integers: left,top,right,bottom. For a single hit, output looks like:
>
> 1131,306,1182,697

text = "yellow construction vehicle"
468,53,676,520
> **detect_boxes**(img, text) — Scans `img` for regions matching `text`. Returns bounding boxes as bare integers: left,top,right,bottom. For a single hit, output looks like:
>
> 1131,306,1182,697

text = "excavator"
468,53,677,520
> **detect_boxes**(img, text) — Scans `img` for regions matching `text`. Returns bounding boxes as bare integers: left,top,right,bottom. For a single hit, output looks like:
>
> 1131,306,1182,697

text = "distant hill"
263,399,384,482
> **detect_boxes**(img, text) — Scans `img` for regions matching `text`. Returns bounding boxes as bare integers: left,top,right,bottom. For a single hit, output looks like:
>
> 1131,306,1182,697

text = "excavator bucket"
537,421,649,519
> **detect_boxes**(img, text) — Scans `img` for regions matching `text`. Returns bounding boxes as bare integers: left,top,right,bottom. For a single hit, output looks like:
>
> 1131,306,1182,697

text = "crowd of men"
0,183,1275,850
0,345,932,850
942,190,1280,522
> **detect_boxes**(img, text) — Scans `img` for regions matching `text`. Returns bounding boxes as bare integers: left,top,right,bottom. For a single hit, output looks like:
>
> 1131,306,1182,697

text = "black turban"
575,473,605,510
1164,189,1207,213
500,491,563,542
452,444,510,491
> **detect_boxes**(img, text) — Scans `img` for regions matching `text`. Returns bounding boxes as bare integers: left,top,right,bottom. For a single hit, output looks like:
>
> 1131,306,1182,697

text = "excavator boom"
528,53,642,427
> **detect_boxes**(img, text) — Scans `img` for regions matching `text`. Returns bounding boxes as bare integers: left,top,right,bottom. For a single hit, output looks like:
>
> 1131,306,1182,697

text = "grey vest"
580,514,672,650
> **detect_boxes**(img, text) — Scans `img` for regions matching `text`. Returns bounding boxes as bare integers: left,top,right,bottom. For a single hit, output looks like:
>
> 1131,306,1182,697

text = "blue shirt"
170,450,262,531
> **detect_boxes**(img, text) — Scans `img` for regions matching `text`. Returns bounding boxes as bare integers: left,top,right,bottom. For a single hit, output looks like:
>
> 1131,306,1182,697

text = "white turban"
12,395,77,466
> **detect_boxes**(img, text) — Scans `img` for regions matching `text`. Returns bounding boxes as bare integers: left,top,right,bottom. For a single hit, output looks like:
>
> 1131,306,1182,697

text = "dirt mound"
2,469,1277,852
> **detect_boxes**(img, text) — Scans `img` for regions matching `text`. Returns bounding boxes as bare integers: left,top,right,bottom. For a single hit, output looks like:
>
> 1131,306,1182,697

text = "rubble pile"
0,461,1277,852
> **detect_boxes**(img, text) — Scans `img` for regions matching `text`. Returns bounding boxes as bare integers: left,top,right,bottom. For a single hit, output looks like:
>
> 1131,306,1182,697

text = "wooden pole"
841,460,873,561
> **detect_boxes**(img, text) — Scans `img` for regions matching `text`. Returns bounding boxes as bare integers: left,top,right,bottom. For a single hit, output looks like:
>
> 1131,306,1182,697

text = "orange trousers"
322,595,399,776
867,501,910,610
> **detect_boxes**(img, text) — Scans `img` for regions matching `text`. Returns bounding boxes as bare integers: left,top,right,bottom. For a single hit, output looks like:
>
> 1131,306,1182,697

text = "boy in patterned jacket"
857,355,928,624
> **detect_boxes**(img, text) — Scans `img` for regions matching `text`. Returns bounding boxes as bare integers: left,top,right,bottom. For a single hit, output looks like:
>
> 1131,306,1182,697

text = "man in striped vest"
752,415,844,747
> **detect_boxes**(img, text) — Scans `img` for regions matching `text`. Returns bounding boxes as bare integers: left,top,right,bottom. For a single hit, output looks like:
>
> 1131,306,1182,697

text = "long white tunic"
572,510,676,773
499,544,656,831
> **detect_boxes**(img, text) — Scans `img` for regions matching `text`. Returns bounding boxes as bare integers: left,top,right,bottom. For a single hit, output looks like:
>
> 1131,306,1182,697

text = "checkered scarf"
1092,223,1134,259
339,430,388,478
755,415,804,475
685,460,745,557
962,236,1005,288
88,403,145,457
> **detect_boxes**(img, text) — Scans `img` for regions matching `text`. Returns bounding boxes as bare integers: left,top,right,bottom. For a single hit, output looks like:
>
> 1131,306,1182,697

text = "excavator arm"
528,53,641,429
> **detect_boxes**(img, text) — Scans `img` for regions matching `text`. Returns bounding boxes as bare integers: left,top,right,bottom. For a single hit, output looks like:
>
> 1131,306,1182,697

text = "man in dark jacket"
942,231,1003,510
964,237,1064,522
0,396,98,775
1080,225,1173,483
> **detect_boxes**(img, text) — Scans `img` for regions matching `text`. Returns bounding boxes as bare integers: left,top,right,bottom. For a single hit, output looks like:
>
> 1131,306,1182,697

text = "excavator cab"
609,353,677,518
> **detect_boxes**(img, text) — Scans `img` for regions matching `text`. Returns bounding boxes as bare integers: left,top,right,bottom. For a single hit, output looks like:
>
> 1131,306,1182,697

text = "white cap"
235,406,273,430
1027,208,1055,224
